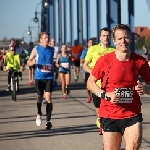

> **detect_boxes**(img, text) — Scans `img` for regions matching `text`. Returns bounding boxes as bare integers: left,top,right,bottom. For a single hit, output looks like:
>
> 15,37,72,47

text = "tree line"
135,36,150,49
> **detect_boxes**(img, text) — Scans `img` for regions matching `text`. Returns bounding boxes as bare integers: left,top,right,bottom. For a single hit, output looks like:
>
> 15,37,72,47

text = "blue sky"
0,0,41,43
0,0,150,43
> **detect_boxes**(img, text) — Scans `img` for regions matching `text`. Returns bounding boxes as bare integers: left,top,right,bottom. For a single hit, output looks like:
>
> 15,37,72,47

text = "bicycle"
9,68,19,101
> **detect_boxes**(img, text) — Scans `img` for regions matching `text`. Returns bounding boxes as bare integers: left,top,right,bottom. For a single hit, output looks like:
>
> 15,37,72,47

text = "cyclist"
3,45,23,92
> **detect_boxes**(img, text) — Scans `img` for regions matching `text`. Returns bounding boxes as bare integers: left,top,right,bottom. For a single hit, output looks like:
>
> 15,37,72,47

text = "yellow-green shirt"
85,44,115,87
5,52,21,70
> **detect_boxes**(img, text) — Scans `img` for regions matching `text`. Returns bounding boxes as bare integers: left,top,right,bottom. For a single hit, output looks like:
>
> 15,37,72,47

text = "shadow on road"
0,124,98,141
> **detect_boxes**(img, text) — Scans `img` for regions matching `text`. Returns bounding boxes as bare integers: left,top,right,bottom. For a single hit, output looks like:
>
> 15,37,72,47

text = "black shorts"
35,79,53,95
100,113,143,135
74,60,80,67
84,72,90,83
59,71,70,74
29,65,35,70
92,93,101,108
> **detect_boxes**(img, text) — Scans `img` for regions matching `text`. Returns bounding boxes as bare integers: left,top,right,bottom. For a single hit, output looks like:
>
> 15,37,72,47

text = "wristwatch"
95,92,110,101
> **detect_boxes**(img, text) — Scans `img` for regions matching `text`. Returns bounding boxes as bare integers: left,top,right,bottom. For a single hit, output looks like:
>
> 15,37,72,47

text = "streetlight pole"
33,0,50,33
58,0,62,46
22,29,29,44
27,26,38,43
33,1,42,34
27,18,38,42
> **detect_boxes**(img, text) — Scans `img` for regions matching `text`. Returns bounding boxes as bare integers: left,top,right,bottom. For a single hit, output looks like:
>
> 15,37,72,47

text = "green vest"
6,52,20,70
24,50,30,60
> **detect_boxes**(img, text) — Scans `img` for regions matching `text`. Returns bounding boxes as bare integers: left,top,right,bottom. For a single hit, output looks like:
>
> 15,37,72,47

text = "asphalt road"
0,69,150,150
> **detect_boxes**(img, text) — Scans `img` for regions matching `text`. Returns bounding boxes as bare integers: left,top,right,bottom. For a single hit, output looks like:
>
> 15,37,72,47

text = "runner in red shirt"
87,24,150,150
71,40,82,81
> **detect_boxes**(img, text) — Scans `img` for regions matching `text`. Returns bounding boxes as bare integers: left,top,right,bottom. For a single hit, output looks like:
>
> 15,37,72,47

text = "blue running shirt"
35,45,54,79
59,55,71,73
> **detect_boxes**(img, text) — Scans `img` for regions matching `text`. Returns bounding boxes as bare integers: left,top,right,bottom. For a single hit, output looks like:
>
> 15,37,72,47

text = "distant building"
135,27,150,39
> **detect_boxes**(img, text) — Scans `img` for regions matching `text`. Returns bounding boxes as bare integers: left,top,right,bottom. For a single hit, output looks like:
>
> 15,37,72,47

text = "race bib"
41,64,52,72
115,88,134,103
61,63,69,68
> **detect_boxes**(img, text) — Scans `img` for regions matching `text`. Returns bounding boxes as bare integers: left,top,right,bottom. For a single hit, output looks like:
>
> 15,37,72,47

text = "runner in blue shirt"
27,32,54,130
80,38,94,103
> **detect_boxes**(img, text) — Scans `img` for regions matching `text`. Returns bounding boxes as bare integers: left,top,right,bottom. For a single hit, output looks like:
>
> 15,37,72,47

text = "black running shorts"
92,93,101,108
35,79,53,95
100,113,143,135
29,65,35,70
74,60,80,68
59,71,70,74
84,72,90,83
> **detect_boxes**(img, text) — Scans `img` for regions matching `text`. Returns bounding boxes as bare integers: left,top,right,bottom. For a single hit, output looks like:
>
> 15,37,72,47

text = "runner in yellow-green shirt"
83,27,115,133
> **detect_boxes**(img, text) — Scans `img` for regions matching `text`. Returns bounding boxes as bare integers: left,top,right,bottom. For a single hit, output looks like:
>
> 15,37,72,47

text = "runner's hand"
135,80,145,95
107,89,121,103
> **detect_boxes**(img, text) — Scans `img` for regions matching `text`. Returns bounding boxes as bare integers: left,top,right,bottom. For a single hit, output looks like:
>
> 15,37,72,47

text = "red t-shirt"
92,51,150,119
71,45,82,61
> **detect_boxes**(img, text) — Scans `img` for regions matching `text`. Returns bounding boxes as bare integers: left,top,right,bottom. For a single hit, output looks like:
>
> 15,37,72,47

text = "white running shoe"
36,114,42,126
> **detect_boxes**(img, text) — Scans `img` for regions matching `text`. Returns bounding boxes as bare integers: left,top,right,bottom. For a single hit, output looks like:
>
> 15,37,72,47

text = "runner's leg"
124,122,142,150
60,72,66,97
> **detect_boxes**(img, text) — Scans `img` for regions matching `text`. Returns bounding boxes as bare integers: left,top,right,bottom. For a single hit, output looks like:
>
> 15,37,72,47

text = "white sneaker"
36,114,42,126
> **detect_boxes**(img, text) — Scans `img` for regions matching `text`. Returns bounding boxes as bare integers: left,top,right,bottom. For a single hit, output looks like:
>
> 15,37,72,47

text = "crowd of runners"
1,24,150,150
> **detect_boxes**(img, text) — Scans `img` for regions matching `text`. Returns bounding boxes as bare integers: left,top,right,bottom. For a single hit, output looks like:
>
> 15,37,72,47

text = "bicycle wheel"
12,79,16,101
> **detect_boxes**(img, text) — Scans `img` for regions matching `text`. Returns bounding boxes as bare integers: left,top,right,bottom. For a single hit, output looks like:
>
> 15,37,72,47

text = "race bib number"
115,88,134,103
61,63,69,68
41,64,52,72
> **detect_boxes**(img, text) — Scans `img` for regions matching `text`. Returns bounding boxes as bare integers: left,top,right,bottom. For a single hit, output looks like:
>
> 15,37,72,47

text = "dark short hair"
74,40,79,46
88,38,93,42
99,27,111,36
38,32,50,42
112,24,131,39
61,43,66,46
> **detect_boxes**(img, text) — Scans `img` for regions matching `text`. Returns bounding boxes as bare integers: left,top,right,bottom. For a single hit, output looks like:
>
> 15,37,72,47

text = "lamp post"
27,18,38,42
27,26,38,42
33,0,50,32
22,29,29,44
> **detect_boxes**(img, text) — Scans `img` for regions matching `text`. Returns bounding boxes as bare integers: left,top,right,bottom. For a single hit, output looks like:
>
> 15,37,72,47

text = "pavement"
0,69,150,150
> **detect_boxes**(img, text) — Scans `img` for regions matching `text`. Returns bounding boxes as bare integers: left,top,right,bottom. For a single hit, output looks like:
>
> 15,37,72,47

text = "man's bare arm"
55,54,61,68
27,48,37,66
80,59,85,65
87,74,102,93
83,60,92,73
